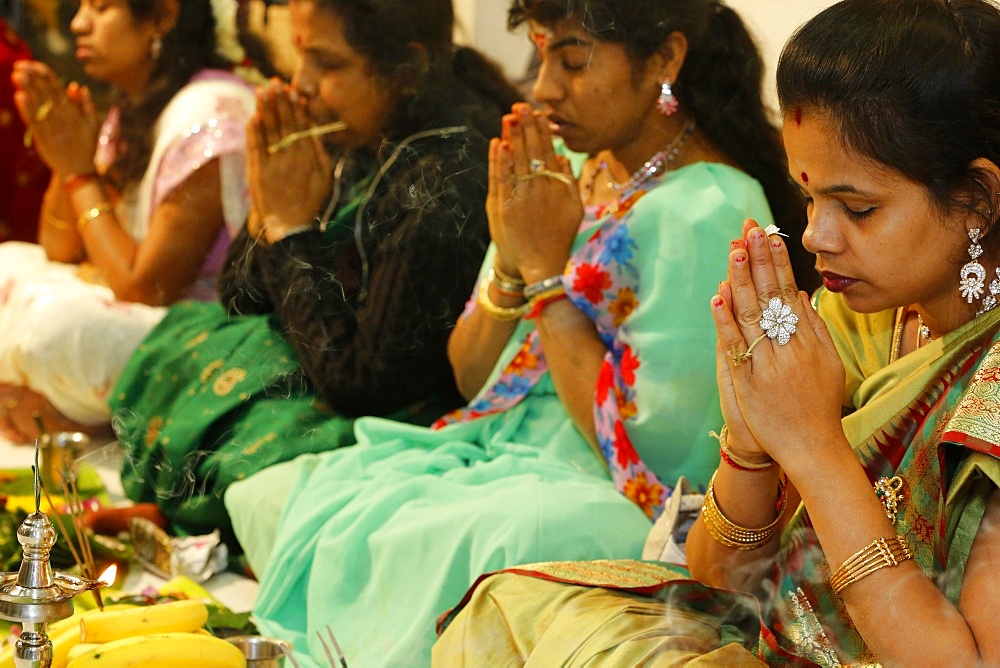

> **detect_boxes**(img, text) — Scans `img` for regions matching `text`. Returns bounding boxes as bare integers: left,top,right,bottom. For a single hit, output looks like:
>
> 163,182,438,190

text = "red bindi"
530,31,547,50
793,108,802,126
801,171,809,184
294,34,303,47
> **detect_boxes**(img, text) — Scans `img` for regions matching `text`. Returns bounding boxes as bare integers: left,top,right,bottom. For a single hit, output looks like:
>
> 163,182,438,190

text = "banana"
50,625,83,668
48,604,136,639
66,644,101,663
67,632,246,667
79,600,209,644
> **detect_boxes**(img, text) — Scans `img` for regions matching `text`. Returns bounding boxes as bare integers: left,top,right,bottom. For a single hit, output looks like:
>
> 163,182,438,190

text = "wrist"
519,264,567,285
265,223,316,246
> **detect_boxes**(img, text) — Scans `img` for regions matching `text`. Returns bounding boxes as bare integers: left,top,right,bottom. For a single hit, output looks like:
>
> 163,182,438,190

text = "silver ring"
760,297,798,346
529,158,545,174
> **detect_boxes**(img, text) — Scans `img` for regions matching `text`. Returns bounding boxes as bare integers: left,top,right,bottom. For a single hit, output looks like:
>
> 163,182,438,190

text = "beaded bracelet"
701,471,785,550
829,535,913,595
77,202,114,232
523,275,564,301
477,279,529,321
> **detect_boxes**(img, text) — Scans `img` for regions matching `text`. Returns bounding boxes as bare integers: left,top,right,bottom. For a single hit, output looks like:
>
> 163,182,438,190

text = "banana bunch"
1,599,246,668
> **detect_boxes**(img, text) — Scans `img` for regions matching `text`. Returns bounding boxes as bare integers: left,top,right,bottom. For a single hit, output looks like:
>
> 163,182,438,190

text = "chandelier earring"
656,78,679,116
959,228,986,304
960,227,1000,314
150,34,163,61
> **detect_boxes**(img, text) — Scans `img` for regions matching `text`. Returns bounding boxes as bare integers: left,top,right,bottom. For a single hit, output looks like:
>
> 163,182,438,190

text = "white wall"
455,0,839,108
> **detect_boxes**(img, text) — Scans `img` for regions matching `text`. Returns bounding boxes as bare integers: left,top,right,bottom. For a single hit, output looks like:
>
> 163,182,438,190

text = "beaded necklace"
617,119,697,203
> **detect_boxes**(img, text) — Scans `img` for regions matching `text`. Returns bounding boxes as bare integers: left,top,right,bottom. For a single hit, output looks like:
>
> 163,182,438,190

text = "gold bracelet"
701,471,784,550
77,202,114,232
492,264,525,291
829,535,912,595
46,213,76,231
487,268,524,296
477,279,529,321
711,425,777,471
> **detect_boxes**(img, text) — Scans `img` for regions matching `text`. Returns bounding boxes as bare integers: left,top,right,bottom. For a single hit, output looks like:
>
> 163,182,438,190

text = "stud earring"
656,78,678,116
150,34,162,61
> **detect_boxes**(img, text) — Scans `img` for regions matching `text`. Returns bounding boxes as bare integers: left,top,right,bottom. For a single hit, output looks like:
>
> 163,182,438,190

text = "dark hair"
777,0,1000,257
108,0,255,190
308,0,521,140
508,0,816,290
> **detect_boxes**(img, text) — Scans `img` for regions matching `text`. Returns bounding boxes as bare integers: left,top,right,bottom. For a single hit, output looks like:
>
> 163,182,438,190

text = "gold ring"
35,100,53,122
731,333,768,367
513,170,573,186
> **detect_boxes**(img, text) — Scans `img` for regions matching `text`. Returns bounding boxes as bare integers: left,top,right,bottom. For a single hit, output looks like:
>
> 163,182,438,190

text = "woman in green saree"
109,0,521,541
434,0,1000,664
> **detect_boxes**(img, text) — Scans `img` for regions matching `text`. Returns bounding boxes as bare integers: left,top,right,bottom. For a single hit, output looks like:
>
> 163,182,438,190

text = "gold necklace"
916,313,934,347
889,306,906,363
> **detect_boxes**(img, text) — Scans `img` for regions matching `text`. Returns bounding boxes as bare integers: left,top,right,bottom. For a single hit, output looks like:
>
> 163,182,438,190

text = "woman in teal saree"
435,0,1000,664
224,0,814,664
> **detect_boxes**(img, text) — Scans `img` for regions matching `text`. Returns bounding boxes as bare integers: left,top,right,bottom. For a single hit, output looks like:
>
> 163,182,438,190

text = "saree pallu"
225,163,771,667
433,292,1000,666
0,70,253,425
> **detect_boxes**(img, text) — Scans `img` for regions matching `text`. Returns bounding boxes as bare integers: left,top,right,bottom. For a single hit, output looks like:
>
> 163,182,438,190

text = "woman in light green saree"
434,1,1000,664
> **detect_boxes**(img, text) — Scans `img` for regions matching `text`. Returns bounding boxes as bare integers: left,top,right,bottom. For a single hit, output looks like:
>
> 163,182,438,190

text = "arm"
703,222,1000,665
249,158,488,415
449,105,597,433
65,160,226,304
14,61,232,304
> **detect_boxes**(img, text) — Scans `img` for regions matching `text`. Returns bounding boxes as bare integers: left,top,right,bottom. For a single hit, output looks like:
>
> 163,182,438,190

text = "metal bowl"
227,635,293,667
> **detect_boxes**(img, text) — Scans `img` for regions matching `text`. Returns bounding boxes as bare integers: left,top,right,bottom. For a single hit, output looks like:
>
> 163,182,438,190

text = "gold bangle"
477,278,529,321
701,471,784,550
492,264,526,291
711,425,777,471
77,202,114,232
829,535,912,595
46,214,76,231
487,268,524,296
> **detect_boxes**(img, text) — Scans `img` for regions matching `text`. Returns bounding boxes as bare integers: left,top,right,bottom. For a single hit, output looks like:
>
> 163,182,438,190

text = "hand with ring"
247,78,333,243
710,219,845,465
487,102,582,284
11,60,100,177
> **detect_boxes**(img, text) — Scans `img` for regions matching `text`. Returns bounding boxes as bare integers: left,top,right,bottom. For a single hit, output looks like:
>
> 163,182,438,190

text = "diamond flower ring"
760,297,799,346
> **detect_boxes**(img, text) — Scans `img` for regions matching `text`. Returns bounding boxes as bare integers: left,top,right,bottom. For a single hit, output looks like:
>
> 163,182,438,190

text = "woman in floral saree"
224,0,814,665
434,1,1000,664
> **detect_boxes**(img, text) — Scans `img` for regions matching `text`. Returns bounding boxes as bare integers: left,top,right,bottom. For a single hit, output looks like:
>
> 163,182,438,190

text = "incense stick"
267,121,348,154
278,643,302,668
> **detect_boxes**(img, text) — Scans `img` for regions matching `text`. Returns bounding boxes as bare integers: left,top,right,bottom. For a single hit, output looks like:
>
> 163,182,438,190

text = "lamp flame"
98,564,117,587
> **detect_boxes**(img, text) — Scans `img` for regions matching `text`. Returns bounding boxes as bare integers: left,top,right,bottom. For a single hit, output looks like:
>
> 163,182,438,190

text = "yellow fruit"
0,643,12,668
50,625,82,668
66,644,101,663
67,632,246,667
79,600,209,644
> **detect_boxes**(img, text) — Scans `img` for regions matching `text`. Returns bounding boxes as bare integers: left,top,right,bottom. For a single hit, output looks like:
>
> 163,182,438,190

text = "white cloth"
0,71,254,426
